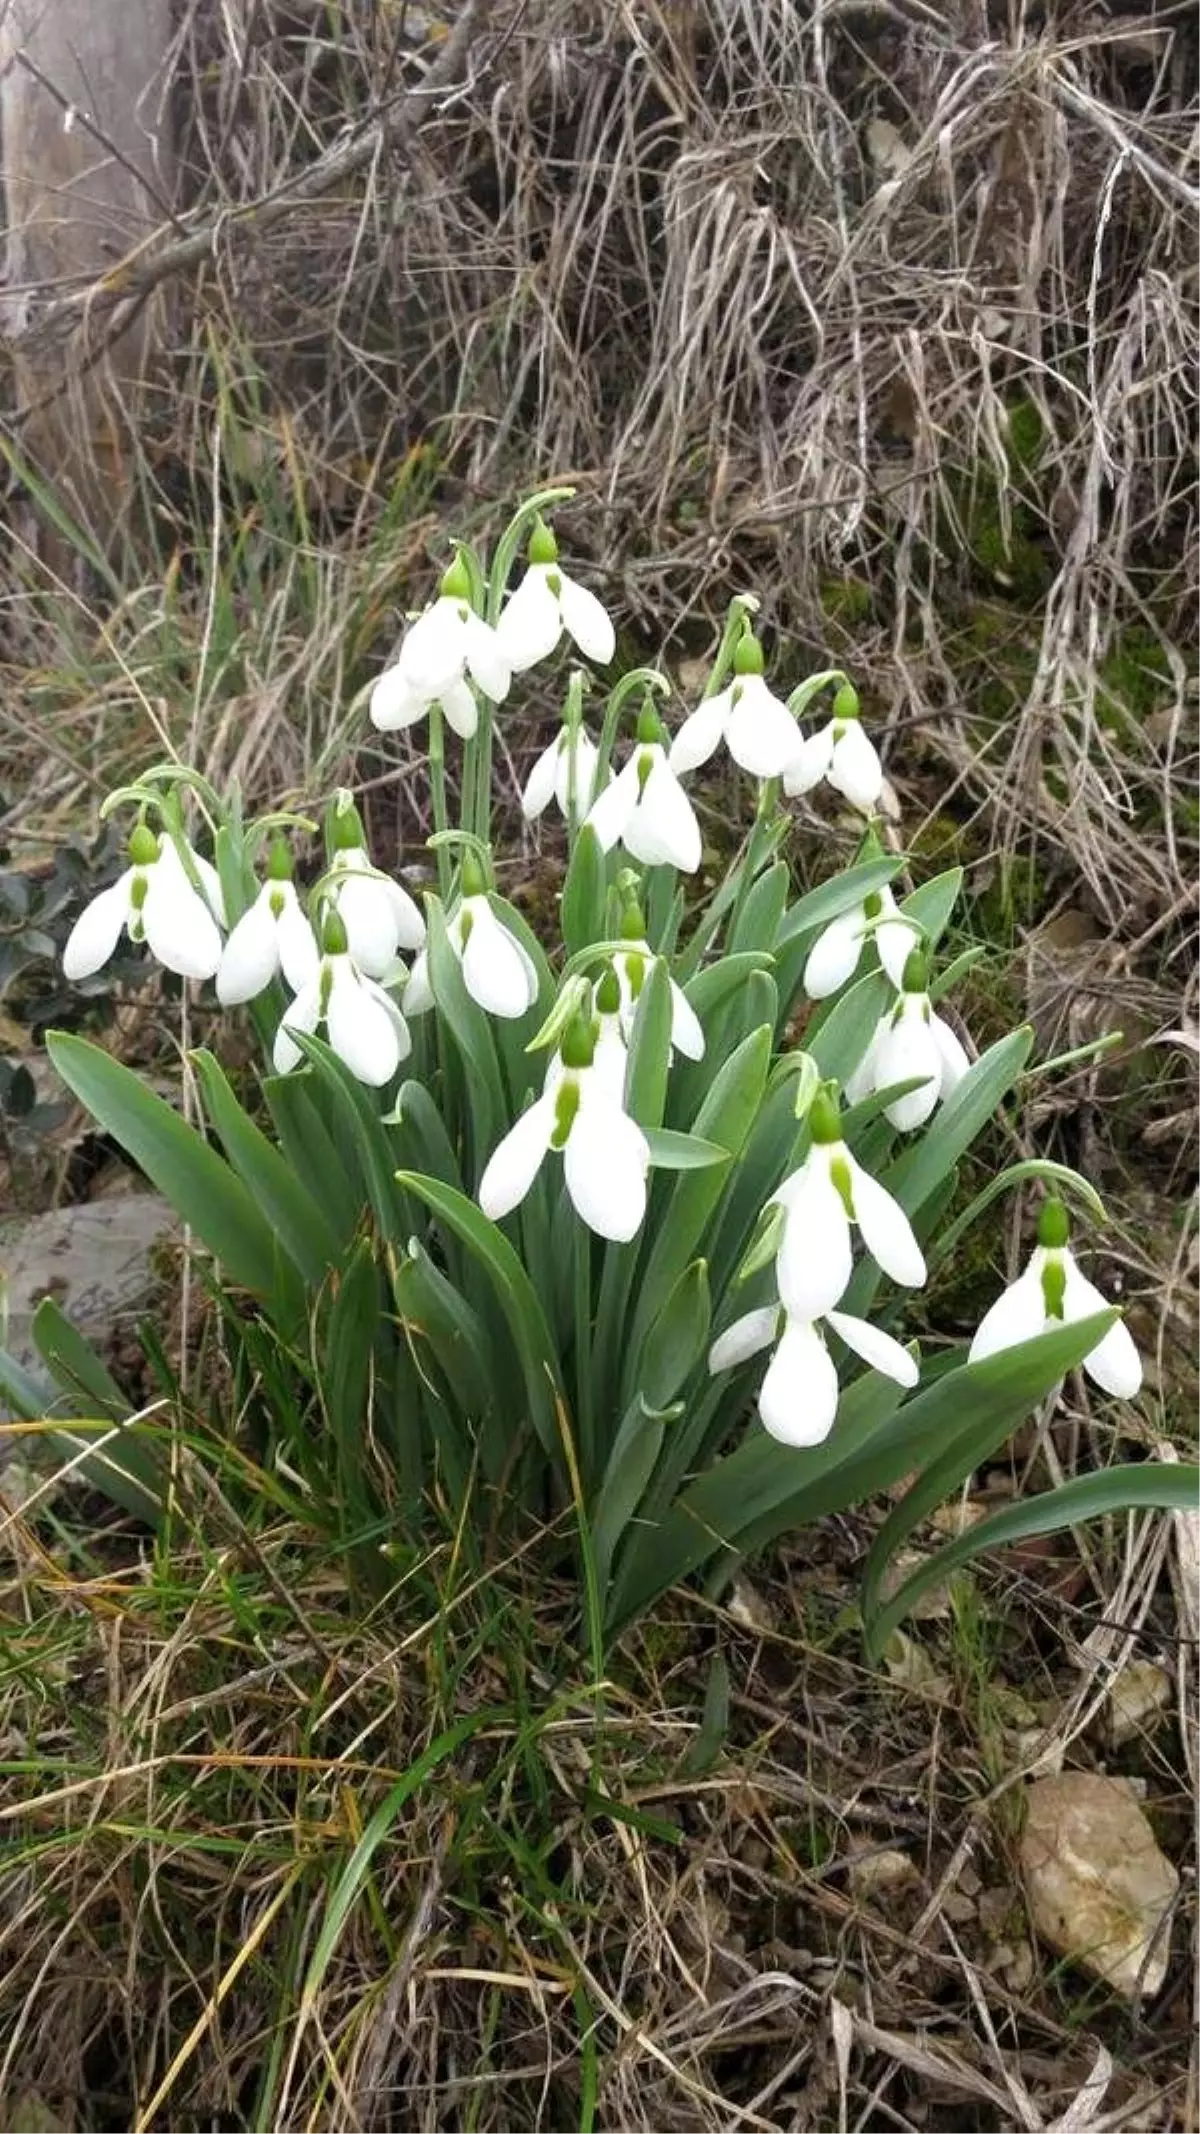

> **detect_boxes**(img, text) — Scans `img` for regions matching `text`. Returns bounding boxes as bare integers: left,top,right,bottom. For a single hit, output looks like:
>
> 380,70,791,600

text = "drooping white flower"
63,825,224,983
846,953,971,1131
369,555,510,741
709,1298,917,1447
670,633,798,780
610,924,705,1060
969,1199,1142,1399
273,923,411,1087
772,1090,926,1319
784,684,883,813
217,847,319,1005
497,520,616,672
522,723,602,821
405,890,539,1021
803,882,915,999
326,846,425,981
478,1017,650,1242
586,718,702,874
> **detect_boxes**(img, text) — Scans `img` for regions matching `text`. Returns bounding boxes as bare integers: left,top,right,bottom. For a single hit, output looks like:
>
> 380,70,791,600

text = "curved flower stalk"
321,801,426,980
804,882,915,998
611,905,705,1060
970,1198,1142,1398
63,824,225,983
847,949,971,1131
784,683,883,813
479,1007,650,1242
586,708,702,873
406,857,538,1020
369,555,511,740
497,518,616,672
217,840,319,1005
710,1298,917,1446
522,722,602,821
670,630,799,780
273,912,410,1086
772,1089,926,1318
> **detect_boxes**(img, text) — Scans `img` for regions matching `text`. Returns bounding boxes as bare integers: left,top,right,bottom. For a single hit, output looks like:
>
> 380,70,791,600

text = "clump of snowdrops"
12,487,1192,1655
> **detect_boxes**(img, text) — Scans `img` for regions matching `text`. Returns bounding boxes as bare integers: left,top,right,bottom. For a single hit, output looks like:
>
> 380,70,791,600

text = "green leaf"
637,1258,711,1410
899,867,962,950
33,1301,166,1526
681,952,775,1027
192,1049,341,1285
562,824,607,960
393,1243,497,1447
865,1460,1200,1659
773,856,903,951
591,1395,674,1601
261,1072,363,1243
384,1077,465,1196
425,896,505,1170
681,1652,730,1775
624,957,673,1133
33,1296,129,1421
395,1172,565,1455
806,970,891,1086
46,1032,288,1303
887,1027,1034,1221
644,1129,732,1171
292,1033,410,1248
729,861,789,954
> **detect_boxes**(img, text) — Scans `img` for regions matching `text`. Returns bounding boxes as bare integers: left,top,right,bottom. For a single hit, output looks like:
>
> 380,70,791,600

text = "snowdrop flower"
610,907,705,1060
709,1298,918,1447
591,966,631,1101
405,861,539,1021
969,1199,1142,1399
847,950,970,1131
784,683,883,813
803,882,915,999
670,631,799,780
772,1089,926,1319
217,841,319,1005
497,519,616,672
322,804,425,980
63,824,224,983
369,555,510,741
479,1011,650,1242
586,710,702,873
522,722,602,821
273,913,410,1087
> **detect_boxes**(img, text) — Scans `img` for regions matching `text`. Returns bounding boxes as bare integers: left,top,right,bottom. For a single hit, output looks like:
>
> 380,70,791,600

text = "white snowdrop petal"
931,1011,971,1094
669,980,706,1060
759,1320,840,1446
1062,1262,1143,1398
397,600,464,694
216,897,279,1004
463,612,512,703
479,1093,556,1221
563,1093,649,1242
968,1265,1047,1364
370,664,427,731
782,722,834,797
554,730,600,815
708,1307,780,1374
189,852,226,926
522,736,561,820
725,678,799,778
843,1019,885,1106
626,755,702,873
497,567,562,672
829,720,883,809
440,677,480,740
586,755,641,852
365,978,413,1070
273,976,322,1073
876,1014,941,1129
847,1159,927,1288
141,873,223,979
591,1020,629,1105
558,573,616,664
803,911,865,999
63,876,132,980
276,895,321,994
334,873,400,979
826,1309,919,1388
461,901,537,1019
404,949,434,1015
326,964,401,1086
775,1167,854,1319
875,917,915,990
668,693,729,776
385,878,426,952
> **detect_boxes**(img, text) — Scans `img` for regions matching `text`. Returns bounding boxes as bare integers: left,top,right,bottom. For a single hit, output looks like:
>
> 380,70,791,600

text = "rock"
848,1847,919,1900
1108,1661,1173,1746
0,1193,175,1382
1020,1773,1178,1999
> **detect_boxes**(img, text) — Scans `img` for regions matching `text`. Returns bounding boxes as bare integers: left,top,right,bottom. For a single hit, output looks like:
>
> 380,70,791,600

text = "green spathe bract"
18,493,1193,1666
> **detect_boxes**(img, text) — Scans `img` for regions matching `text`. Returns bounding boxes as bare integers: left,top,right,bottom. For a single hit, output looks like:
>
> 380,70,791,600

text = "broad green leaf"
396,1172,564,1455
591,1395,674,1601
317,1236,395,1530
384,1078,465,1196
865,1460,1200,1659
681,951,774,1026
644,1129,732,1171
46,1032,288,1303
673,818,790,981
773,856,903,951
637,1258,711,1410
425,897,505,1171
393,1243,498,1445
262,1072,363,1242
33,1296,129,1421
562,824,607,960
293,1033,410,1247
898,866,962,949
681,1652,730,1775
624,957,673,1132
806,970,891,1086
0,1348,52,1421
33,1300,166,1525
729,861,789,955
886,1026,1034,1219
193,1049,341,1285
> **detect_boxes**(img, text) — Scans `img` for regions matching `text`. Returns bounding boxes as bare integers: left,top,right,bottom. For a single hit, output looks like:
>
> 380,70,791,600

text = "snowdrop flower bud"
969,1198,1142,1398
478,1008,650,1241
847,948,971,1131
369,554,511,740
63,824,224,983
273,909,410,1087
611,903,705,1060
773,1088,926,1318
784,682,883,813
586,706,702,873
522,721,602,821
497,518,616,672
405,854,539,1021
670,630,799,780
803,882,915,998
217,839,319,1005
592,966,630,1101
324,800,425,980
709,1295,917,1446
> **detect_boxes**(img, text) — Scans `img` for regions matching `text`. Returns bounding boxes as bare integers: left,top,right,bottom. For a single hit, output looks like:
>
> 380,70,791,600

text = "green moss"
1095,628,1172,738
818,575,873,625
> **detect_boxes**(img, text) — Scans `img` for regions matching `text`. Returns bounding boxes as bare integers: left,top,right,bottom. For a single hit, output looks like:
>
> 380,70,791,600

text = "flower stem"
428,705,452,897
574,1222,595,1487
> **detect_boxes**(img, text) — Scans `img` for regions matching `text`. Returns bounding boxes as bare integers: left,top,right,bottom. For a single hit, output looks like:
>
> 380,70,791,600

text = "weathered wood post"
0,0,176,569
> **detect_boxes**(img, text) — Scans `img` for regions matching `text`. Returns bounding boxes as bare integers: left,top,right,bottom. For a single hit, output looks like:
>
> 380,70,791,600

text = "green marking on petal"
1041,1253,1067,1320
829,1151,856,1220
550,1076,581,1148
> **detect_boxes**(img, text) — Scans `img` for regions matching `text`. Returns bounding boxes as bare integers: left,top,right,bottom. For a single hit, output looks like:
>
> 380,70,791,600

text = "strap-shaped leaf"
561,822,607,960
773,855,903,951
193,1048,341,1284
